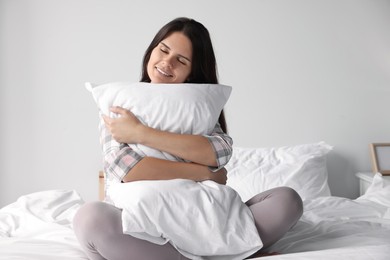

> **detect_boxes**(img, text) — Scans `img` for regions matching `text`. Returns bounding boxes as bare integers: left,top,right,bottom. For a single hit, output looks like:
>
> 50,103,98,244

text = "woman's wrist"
123,157,213,183
136,124,153,144
201,166,214,181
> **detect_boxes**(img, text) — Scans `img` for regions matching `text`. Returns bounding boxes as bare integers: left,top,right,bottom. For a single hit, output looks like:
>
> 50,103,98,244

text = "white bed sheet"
1,189,390,260
254,196,390,260
0,190,87,260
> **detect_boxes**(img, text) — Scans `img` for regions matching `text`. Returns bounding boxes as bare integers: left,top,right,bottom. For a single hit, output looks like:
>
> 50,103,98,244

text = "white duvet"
260,173,390,260
0,190,87,260
1,183,390,260
107,179,262,260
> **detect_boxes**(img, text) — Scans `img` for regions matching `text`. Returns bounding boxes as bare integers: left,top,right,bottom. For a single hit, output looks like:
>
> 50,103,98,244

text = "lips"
156,66,173,77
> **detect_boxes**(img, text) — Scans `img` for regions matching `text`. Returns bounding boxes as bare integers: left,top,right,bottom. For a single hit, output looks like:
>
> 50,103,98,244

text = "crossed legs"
246,186,303,249
73,186,303,260
73,201,189,260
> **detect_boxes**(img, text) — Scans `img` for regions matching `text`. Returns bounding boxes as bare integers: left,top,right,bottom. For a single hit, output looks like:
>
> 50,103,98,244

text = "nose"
162,55,175,68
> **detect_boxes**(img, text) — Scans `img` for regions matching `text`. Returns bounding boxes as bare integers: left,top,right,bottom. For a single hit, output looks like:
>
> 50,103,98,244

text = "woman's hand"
102,106,146,144
209,167,227,185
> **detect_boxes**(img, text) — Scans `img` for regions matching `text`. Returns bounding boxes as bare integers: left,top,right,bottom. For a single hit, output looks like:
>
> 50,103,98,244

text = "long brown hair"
140,17,227,133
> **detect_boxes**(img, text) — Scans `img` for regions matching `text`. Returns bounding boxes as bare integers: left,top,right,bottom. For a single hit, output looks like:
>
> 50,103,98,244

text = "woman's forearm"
122,157,213,183
137,126,218,167
102,107,224,167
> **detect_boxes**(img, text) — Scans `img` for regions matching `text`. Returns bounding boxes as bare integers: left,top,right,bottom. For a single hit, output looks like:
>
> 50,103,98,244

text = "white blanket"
1,186,390,260
0,190,87,260
258,194,390,260
108,179,263,260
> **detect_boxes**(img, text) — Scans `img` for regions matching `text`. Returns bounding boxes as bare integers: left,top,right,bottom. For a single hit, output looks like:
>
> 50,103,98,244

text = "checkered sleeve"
99,116,143,183
204,123,233,172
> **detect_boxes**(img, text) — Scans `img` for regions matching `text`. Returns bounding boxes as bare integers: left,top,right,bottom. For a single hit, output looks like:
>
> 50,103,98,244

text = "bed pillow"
108,179,262,259
225,142,332,202
86,82,232,160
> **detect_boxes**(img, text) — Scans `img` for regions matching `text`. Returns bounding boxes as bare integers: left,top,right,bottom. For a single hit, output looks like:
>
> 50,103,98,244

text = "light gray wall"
1,0,389,207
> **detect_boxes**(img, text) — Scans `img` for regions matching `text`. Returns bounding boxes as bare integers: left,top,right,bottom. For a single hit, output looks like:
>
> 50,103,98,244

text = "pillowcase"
86,81,232,160
225,142,332,202
108,179,262,260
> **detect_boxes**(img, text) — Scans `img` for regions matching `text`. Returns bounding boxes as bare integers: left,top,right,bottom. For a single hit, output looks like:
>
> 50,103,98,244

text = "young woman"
73,17,303,260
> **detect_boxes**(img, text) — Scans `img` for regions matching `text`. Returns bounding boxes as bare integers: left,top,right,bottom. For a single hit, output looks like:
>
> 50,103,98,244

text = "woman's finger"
102,114,110,124
110,106,127,115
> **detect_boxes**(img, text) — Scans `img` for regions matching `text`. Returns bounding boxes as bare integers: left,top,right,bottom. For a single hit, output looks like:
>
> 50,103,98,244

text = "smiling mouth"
156,67,173,77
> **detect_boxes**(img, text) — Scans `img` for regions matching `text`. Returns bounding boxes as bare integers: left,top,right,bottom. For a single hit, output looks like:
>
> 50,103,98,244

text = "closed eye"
177,57,187,65
160,48,169,54
159,42,191,65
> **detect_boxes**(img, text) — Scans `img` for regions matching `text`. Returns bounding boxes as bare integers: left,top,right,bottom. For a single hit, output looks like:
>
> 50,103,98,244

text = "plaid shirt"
99,117,233,201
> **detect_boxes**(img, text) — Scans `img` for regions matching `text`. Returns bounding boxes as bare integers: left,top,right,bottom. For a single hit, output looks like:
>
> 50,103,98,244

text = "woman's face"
147,32,192,84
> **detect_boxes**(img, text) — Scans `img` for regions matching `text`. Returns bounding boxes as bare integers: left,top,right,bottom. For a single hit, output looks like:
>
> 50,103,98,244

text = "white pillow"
86,82,232,160
108,179,262,260
225,142,332,202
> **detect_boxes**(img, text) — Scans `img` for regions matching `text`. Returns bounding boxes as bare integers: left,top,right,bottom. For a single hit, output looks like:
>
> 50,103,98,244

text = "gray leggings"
73,186,303,260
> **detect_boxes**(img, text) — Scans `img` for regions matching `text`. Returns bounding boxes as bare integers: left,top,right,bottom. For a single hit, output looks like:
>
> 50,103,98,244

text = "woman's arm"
100,115,227,184
123,157,227,184
102,106,232,184
103,106,232,167
99,115,143,181
138,126,218,166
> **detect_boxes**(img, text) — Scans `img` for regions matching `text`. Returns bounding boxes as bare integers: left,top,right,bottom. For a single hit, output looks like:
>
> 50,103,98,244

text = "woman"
73,17,303,260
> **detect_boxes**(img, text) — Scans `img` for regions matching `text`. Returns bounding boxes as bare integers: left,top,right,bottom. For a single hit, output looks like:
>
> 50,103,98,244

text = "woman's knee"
277,187,303,221
73,201,116,235
74,202,101,225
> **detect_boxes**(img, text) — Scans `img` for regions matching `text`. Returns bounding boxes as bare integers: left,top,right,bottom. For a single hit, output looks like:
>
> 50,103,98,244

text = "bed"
1,142,390,260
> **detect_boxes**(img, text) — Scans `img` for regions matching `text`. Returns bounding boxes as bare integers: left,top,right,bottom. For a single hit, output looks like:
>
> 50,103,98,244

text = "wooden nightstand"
355,172,375,196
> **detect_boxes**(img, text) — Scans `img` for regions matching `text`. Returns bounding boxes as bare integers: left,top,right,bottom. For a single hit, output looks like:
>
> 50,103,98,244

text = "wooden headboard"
99,171,104,201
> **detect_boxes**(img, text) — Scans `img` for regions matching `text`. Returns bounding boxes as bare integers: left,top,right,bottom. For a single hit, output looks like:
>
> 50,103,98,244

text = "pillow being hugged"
225,142,333,202
86,82,232,160
108,179,262,260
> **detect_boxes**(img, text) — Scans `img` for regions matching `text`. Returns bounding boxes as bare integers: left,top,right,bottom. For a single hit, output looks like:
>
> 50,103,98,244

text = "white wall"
1,0,389,207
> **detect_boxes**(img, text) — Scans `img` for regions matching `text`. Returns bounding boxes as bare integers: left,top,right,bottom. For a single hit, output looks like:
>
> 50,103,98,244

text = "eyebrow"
160,42,192,62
